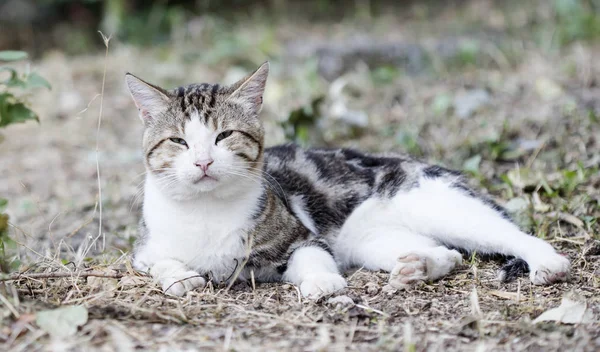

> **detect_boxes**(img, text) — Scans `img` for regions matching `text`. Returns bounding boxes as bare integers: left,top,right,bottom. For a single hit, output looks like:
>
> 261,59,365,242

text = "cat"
126,62,570,298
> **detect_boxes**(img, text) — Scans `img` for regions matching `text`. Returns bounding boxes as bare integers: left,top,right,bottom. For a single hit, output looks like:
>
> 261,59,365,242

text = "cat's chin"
187,179,220,193
164,183,221,201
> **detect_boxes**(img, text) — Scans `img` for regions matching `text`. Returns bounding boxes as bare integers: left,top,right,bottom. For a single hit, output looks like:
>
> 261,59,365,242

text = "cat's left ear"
228,62,269,115
125,73,170,123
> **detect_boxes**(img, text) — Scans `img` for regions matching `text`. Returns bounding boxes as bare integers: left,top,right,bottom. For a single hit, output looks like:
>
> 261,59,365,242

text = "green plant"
0,50,50,273
552,0,600,45
0,198,19,273
0,51,50,128
283,96,325,145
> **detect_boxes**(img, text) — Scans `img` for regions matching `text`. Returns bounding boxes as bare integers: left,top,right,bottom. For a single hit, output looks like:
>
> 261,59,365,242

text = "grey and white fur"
126,62,570,298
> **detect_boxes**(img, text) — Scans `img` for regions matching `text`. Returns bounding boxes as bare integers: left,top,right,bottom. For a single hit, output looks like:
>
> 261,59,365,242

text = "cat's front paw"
160,271,206,297
300,273,347,299
529,254,570,285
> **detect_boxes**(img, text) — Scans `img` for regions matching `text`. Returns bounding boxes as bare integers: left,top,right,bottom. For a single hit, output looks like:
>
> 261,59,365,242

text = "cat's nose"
194,159,214,172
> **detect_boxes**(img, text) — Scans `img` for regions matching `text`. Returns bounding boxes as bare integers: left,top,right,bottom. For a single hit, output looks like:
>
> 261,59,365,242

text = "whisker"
222,169,289,206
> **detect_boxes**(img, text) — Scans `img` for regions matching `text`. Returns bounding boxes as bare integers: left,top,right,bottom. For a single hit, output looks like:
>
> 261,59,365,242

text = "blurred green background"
3,0,600,56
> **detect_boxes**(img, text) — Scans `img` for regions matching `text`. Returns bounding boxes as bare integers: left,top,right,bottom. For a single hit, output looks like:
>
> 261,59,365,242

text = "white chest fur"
135,175,262,281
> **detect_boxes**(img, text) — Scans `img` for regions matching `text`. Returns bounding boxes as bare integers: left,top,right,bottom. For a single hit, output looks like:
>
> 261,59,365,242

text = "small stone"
365,282,379,295
327,295,354,307
382,284,398,294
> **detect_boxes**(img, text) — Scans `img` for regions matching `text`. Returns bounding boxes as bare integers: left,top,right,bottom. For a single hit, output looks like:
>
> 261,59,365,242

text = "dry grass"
1,1,599,351
1,252,598,351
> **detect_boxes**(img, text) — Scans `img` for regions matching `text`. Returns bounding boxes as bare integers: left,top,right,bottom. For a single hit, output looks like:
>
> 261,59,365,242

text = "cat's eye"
169,138,188,147
215,130,233,144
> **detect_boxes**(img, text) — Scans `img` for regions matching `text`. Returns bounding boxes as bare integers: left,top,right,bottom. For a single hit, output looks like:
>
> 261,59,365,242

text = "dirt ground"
1,1,599,351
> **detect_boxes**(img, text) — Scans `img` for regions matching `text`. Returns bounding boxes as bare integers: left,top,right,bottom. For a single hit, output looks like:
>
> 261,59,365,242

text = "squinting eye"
169,137,188,147
215,130,233,144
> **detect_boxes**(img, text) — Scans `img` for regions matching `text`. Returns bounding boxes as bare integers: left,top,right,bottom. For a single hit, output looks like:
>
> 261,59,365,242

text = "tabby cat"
126,62,570,298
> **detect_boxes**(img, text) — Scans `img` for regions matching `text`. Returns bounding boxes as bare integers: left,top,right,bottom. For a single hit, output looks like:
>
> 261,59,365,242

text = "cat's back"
264,143,421,190
263,144,425,234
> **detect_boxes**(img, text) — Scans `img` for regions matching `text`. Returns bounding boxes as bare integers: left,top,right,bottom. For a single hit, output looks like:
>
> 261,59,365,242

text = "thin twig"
1,270,126,281
0,291,20,318
93,31,112,252
355,304,390,318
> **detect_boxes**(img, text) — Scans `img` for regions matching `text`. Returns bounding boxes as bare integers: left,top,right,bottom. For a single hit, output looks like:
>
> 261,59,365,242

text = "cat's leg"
388,177,570,285
282,243,347,298
334,199,463,288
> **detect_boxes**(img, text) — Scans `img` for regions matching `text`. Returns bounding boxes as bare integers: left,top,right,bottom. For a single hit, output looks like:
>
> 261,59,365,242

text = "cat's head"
126,62,268,199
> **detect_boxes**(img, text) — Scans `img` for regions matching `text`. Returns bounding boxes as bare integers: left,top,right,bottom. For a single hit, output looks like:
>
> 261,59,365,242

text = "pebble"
327,295,355,307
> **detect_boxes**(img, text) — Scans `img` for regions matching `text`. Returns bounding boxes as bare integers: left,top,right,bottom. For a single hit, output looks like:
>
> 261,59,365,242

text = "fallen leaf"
36,305,88,338
533,296,595,324
506,168,543,190
532,192,551,212
546,211,585,229
489,290,520,301
87,276,118,291
119,275,148,288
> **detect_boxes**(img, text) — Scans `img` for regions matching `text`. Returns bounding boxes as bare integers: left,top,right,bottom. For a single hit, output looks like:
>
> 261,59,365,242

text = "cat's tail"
498,257,529,282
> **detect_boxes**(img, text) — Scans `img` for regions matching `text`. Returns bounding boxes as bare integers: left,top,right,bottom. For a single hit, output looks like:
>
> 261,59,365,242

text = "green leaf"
24,72,51,90
0,51,28,62
463,155,482,175
589,110,599,124
432,94,452,115
0,67,22,87
0,100,39,127
2,236,16,250
0,199,7,213
0,213,8,237
9,258,21,272
0,66,18,78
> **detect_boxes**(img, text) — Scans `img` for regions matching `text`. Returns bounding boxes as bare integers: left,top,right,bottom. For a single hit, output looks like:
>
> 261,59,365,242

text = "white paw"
160,271,206,297
529,254,570,285
300,273,347,299
389,254,428,289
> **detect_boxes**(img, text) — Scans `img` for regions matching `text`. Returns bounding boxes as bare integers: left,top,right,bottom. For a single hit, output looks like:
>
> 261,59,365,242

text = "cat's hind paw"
300,273,347,299
530,254,570,285
161,271,206,297
389,254,428,289
389,248,462,289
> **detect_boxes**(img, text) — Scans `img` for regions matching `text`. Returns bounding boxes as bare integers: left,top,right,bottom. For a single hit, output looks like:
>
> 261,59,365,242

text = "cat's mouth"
192,174,218,184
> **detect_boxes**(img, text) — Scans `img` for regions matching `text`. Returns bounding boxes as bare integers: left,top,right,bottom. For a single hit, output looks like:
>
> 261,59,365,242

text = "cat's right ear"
125,73,170,123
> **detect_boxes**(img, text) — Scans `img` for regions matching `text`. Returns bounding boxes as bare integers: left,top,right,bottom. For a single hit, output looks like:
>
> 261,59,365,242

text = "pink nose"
195,159,214,172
